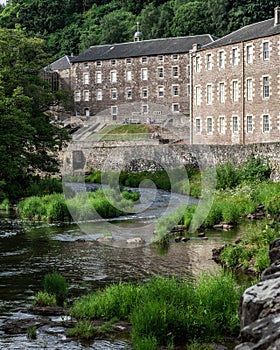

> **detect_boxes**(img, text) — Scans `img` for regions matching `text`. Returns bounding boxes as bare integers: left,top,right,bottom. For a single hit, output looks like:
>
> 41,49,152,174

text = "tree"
139,2,174,39
171,1,208,37
99,9,136,44
0,28,69,199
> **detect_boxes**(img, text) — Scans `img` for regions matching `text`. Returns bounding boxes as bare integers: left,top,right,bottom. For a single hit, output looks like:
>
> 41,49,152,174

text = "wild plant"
43,272,68,306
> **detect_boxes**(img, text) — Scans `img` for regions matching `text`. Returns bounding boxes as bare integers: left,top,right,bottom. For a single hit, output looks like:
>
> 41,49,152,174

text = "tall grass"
18,188,139,222
18,193,71,222
43,272,68,306
69,272,245,347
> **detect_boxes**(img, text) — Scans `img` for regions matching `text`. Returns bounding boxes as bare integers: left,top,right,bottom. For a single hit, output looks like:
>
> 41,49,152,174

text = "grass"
17,188,139,222
33,272,68,307
89,124,151,141
68,271,245,348
86,167,199,195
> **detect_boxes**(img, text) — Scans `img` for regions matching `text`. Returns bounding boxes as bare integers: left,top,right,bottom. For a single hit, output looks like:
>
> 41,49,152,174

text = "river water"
0,186,240,349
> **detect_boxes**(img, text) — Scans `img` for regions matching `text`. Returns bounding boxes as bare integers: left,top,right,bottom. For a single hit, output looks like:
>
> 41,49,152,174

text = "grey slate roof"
45,55,77,71
72,35,215,63
203,18,280,49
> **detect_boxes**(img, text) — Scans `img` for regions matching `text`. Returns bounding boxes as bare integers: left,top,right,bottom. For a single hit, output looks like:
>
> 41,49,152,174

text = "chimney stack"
274,6,280,25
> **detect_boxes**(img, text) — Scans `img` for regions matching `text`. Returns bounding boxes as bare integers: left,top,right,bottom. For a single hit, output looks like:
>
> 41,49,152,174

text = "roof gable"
46,55,76,71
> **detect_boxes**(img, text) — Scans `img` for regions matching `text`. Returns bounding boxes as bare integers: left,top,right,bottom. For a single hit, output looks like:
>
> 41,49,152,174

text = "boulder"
126,237,145,244
235,238,280,349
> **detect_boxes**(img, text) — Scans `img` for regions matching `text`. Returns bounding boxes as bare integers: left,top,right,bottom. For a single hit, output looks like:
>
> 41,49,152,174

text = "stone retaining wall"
61,141,280,180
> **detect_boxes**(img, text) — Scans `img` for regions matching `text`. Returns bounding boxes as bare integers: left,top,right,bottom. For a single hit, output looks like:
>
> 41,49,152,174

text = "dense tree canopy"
0,0,278,59
0,28,69,199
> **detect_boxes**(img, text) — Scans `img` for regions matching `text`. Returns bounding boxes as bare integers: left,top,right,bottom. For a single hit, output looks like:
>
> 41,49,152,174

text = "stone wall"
61,141,280,180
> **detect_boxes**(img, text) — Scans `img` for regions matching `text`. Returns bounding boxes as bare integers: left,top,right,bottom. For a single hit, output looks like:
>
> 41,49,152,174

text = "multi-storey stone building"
70,34,214,124
190,7,280,145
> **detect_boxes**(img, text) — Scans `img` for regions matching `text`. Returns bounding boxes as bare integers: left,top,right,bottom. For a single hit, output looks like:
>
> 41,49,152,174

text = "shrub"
216,162,238,189
220,221,278,274
0,198,9,212
43,272,68,306
18,196,46,220
238,155,271,183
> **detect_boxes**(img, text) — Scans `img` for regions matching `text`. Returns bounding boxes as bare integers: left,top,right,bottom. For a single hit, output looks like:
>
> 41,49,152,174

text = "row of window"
195,41,270,72
195,76,271,105
74,85,181,102
83,54,180,69
82,66,179,84
80,103,180,118
195,115,271,134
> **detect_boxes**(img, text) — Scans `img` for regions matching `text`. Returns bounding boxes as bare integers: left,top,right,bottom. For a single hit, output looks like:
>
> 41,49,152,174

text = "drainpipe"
241,41,245,145
189,49,194,145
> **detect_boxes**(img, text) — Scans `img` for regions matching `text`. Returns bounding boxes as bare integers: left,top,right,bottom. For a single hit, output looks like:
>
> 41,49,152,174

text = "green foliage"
0,198,9,212
133,336,157,350
27,327,37,340
69,272,244,346
23,176,63,197
67,188,136,221
33,291,57,307
221,221,278,274
188,343,215,350
216,162,238,190
1,0,277,58
238,155,271,183
43,272,68,306
121,190,140,202
251,181,280,218
66,320,96,340
215,156,271,190
18,187,138,222
0,28,69,200
18,193,71,222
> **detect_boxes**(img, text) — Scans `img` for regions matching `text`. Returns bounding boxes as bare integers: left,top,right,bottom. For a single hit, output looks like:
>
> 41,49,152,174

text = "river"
0,185,240,349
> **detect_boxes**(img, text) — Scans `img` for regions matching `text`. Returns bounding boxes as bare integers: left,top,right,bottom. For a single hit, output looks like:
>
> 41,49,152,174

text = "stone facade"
69,35,214,123
72,53,189,121
191,8,280,145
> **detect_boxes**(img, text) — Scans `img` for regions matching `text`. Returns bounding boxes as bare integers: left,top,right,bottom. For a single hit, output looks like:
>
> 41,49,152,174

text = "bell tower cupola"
134,22,143,42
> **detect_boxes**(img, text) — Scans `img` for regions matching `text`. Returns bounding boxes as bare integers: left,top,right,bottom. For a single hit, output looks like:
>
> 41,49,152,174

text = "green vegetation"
66,317,118,340
33,272,68,307
0,27,69,201
152,155,279,275
43,272,68,306
33,291,57,307
27,327,37,340
221,221,278,274
18,188,139,222
0,198,9,212
0,0,278,59
67,188,138,221
18,193,71,222
68,272,244,348
86,167,199,195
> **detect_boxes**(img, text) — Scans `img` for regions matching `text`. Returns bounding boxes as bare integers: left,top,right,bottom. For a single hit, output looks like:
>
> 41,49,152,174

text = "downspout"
189,49,193,145
241,41,245,145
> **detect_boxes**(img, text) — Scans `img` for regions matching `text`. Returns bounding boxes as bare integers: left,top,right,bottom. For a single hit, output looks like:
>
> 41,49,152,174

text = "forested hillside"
0,0,278,60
